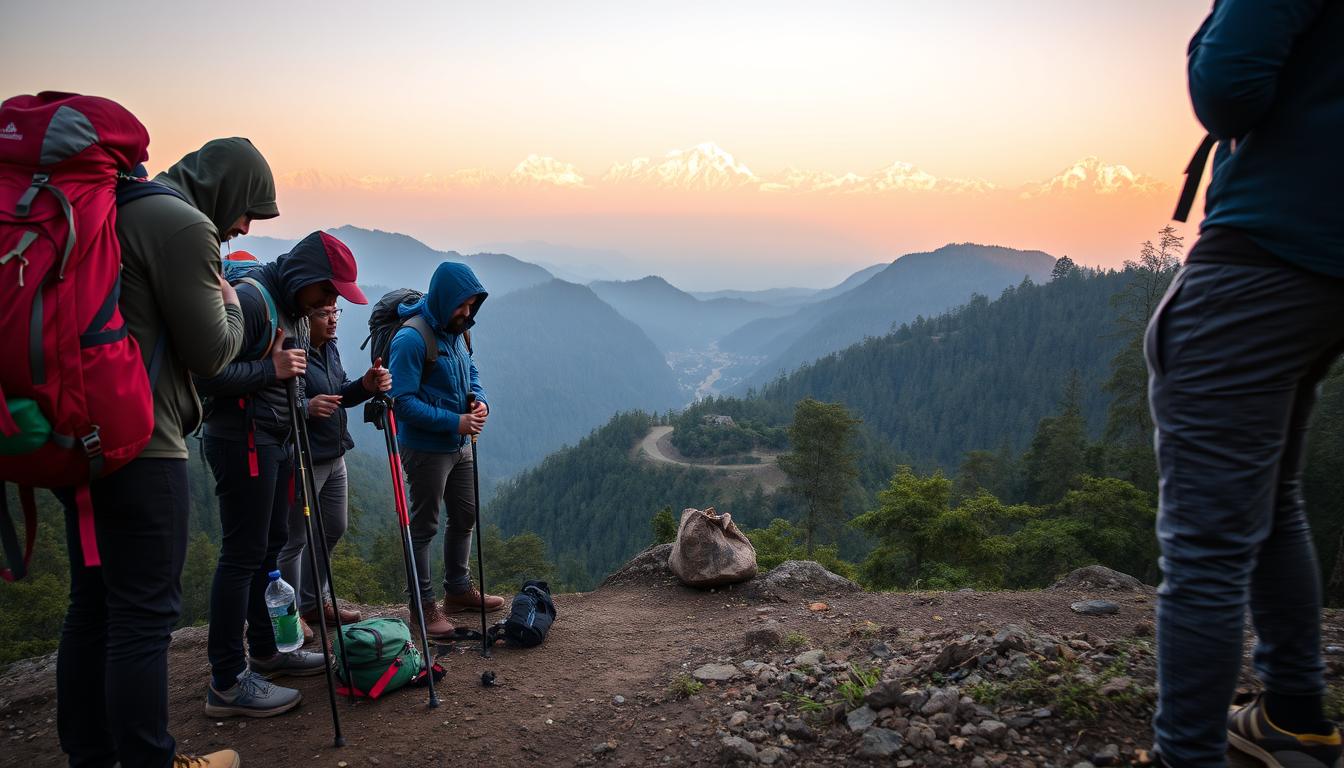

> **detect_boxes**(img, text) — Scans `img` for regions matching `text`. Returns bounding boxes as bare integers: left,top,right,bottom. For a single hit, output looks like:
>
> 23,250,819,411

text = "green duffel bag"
333,617,440,700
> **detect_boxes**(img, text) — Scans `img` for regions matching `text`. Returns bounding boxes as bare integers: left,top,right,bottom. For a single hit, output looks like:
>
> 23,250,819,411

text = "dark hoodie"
196,231,359,445
113,137,277,459
386,262,488,453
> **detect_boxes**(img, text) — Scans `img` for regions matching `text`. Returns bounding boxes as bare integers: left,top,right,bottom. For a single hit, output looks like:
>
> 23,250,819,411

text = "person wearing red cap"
194,230,369,717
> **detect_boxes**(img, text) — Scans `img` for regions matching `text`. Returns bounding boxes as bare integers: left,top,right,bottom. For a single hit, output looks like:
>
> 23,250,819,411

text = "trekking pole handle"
467,394,479,444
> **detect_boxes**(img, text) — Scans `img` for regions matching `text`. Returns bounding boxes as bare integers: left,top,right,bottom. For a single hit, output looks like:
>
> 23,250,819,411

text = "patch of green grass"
836,665,882,709
781,691,828,714
667,674,705,699
966,655,1142,723
782,632,810,651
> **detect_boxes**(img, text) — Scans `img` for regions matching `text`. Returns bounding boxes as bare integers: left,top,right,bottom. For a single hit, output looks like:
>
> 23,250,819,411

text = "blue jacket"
1189,0,1344,278
387,262,488,453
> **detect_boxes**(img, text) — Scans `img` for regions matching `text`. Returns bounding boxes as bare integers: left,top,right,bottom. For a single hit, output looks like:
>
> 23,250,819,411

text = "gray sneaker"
248,649,328,679
204,670,302,718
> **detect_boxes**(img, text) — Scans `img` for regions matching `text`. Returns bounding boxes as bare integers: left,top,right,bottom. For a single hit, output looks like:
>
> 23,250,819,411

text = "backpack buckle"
80,427,103,459
15,174,49,218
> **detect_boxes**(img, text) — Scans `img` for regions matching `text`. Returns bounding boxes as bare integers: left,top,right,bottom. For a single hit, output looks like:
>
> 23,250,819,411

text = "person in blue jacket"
1151,2,1344,766
387,261,504,641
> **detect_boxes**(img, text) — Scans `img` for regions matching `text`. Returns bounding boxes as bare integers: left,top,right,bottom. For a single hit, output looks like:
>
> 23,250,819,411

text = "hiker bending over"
387,261,503,641
276,298,391,644
1150,2,1344,766
57,136,276,768
195,231,368,718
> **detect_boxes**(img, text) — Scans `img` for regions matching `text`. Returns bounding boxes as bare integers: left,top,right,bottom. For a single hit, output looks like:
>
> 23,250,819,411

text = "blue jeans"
1147,249,1344,765
55,458,188,768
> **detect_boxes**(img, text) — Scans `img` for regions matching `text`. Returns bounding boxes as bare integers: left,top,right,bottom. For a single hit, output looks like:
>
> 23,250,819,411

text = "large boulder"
600,543,675,588
755,560,861,598
1051,565,1147,592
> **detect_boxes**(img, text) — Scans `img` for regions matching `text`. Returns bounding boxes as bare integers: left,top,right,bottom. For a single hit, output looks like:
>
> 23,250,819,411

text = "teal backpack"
333,617,442,700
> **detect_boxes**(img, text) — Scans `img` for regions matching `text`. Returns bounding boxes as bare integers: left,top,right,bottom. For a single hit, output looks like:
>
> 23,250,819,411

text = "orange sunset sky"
3,1,1213,288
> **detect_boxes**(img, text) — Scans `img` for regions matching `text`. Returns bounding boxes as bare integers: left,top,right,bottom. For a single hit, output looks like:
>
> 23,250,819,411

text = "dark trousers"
204,436,292,684
1147,249,1344,765
55,458,188,768
402,444,476,601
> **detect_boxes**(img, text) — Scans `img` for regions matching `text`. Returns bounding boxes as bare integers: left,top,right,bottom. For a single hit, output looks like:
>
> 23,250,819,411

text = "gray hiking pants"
402,444,476,601
1147,255,1344,766
277,456,348,614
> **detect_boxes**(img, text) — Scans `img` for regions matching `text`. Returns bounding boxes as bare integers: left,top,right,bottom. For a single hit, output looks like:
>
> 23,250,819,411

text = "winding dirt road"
638,425,780,471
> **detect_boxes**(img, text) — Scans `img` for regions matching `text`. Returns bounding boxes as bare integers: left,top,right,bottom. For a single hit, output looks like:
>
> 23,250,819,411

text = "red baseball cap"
317,231,368,305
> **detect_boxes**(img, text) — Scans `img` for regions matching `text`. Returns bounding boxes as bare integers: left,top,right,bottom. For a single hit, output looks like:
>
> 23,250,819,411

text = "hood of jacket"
260,231,361,317
155,137,278,239
398,261,487,331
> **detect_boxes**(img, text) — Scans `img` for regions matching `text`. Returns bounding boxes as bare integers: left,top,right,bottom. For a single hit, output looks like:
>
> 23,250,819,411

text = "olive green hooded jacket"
114,137,278,458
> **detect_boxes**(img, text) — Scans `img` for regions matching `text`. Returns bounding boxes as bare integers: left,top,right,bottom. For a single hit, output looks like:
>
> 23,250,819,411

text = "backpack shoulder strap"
464,329,473,356
1173,134,1217,223
404,315,438,365
236,277,278,359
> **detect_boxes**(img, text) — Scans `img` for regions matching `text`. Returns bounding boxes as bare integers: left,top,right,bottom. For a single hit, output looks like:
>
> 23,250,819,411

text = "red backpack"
0,92,155,580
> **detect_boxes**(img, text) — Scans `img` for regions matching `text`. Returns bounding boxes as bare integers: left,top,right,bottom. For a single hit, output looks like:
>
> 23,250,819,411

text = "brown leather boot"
302,601,362,627
172,749,240,768
442,586,505,614
414,599,455,641
300,615,314,645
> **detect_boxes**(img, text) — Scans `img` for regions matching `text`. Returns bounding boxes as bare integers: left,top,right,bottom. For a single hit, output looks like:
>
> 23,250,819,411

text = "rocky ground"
3,555,1342,767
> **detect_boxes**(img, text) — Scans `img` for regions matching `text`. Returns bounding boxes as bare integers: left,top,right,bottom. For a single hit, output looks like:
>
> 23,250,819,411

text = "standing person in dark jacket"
386,261,503,641
196,231,369,718
56,136,273,768
276,299,390,641
1151,2,1344,766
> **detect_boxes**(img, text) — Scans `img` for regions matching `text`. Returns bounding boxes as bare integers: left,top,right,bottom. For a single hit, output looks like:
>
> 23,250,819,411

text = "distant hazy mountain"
587,275,794,353
688,263,886,308
232,226,553,298
724,243,1056,389
469,280,684,476
469,241,638,284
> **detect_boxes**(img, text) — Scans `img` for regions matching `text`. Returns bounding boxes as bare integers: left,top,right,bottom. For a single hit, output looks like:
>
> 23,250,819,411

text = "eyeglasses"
310,308,343,321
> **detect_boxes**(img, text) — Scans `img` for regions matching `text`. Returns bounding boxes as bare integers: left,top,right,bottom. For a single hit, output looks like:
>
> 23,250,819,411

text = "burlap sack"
668,507,758,588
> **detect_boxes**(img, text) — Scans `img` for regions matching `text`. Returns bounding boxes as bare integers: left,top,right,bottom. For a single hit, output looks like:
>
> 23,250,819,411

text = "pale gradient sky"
2,1,1213,288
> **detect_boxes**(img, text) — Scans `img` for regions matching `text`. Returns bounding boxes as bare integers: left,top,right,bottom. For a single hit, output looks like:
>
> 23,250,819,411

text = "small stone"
338,763,348,768
745,625,782,649
1032,708,1053,719
856,727,904,759
978,720,1008,743
783,717,813,741
846,705,878,732
1326,645,1344,656
720,736,757,762
1072,763,1097,768
949,735,969,750
863,681,904,710
808,602,829,612
898,762,915,768
1092,743,1121,766
897,688,929,712
971,758,989,768
905,723,937,749
612,695,626,705
1098,676,1134,696
1070,600,1120,616
728,711,750,728
870,641,894,660
793,649,825,667
693,663,743,682
592,741,616,755
920,687,959,716
757,746,786,765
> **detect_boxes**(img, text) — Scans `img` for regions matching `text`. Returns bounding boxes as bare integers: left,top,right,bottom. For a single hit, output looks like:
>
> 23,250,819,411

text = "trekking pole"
372,394,440,708
288,355,356,708
467,393,490,659
281,346,345,747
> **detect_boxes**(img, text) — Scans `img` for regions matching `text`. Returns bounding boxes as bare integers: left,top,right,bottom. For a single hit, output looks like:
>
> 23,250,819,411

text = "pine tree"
777,399,861,554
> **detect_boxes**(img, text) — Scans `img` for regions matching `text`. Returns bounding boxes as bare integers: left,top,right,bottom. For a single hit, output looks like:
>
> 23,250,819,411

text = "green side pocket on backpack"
0,398,51,456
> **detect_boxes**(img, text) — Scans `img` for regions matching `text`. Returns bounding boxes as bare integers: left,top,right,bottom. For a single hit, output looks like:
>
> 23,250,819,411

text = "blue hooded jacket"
1188,0,1344,277
387,262,488,452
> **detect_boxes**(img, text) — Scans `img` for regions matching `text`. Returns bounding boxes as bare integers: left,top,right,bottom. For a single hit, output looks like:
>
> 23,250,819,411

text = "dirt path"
639,425,779,471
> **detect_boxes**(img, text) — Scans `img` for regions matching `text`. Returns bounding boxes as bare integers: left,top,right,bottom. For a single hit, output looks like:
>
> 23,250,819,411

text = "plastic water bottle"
264,570,303,653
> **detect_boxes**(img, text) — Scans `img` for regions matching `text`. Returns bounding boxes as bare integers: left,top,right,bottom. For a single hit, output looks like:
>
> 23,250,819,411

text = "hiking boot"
173,749,241,768
302,601,362,627
442,586,505,614
300,615,314,646
204,669,301,718
414,599,455,641
248,649,328,679
1228,696,1343,768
